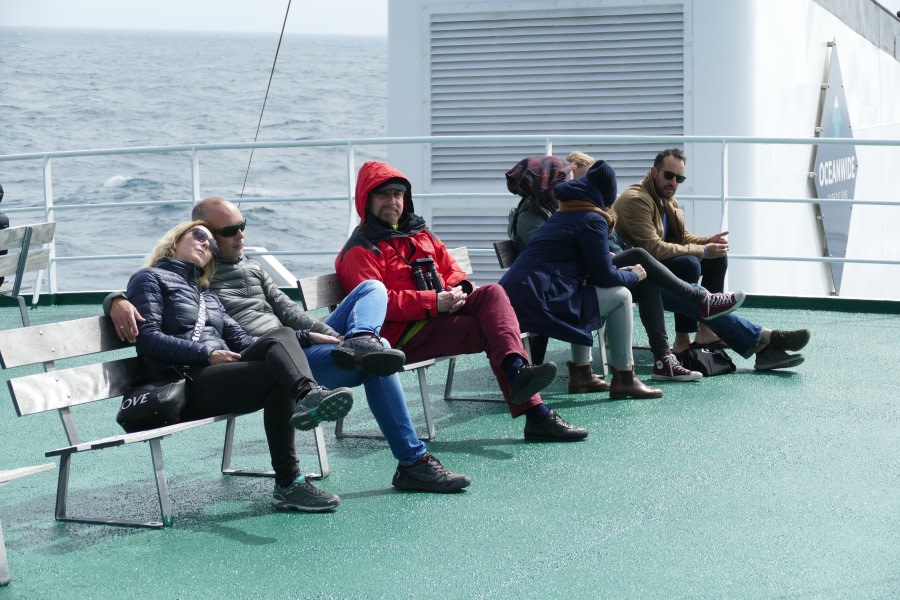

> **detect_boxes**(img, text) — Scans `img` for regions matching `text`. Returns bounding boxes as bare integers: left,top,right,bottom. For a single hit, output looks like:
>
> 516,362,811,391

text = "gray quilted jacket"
104,255,338,342
209,255,338,338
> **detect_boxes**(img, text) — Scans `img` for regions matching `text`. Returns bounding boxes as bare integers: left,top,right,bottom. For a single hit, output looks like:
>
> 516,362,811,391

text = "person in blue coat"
126,220,353,512
500,161,662,399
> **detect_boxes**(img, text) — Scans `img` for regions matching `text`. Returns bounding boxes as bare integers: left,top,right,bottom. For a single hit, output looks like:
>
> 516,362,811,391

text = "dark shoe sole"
331,346,406,376
523,430,588,442
609,390,664,399
272,499,340,512
392,479,471,493
290,391,353,430
510,366,557,405
754,354,805,371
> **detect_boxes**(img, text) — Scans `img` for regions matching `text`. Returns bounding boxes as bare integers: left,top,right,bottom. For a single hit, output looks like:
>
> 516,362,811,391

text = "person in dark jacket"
127,220,353,513
505,155,747,384
501,161,665,399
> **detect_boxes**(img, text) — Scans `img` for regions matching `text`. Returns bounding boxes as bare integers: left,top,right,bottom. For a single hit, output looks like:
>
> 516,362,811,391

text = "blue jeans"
660,289,763,358
304,280,426,465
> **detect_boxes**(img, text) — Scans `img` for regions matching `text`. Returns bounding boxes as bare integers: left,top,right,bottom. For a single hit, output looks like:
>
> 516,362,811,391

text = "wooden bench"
298,247,502,442
0,463,55,586
0,222,56,327
492,239,609,377
0,316,329,529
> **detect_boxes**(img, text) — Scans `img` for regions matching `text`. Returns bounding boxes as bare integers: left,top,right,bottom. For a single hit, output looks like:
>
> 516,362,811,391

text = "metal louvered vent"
429,5,685,186
431,207,509,285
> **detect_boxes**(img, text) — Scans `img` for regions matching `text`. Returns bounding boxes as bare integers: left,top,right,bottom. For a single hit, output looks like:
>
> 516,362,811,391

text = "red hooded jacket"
335,161,469,346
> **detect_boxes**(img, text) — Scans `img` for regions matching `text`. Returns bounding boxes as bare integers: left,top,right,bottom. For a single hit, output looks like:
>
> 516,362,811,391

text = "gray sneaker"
392,453,471,493
754,346,805,371
272,476,340,512
290,386,354,430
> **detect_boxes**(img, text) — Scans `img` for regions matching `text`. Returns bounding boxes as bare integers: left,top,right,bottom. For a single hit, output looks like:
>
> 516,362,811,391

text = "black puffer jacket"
126,257,256,373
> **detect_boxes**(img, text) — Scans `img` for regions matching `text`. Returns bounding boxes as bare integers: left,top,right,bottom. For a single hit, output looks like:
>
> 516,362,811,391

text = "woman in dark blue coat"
126,220,352,512
500,161,662,399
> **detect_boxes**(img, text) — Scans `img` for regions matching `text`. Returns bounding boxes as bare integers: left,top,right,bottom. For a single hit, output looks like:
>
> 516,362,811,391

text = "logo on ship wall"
813,44,856,295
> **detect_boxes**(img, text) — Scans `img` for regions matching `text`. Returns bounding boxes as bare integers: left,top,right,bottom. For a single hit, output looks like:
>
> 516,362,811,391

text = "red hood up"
354,161,413,223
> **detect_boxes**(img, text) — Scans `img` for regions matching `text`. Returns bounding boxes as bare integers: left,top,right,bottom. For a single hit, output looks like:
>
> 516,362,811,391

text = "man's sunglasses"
188,228,219,255
213,218,247,238
661,170,687,184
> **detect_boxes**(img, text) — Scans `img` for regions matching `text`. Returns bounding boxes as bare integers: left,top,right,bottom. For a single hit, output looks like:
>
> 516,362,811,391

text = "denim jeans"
305,280,426,465
660,289,763,358
594,286,634,370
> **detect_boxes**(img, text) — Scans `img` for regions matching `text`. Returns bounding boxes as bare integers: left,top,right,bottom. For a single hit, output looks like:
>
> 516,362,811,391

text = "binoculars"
411,257,444,292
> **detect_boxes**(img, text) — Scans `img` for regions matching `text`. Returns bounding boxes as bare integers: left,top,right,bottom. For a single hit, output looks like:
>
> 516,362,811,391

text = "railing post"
191,148,201,205
545,140,553,156
720,140,729,232
346,143,357,238
42,156,58,294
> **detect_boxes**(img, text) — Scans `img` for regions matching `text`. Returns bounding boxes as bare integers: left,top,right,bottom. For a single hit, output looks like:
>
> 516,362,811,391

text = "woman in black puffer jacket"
126,220,352,511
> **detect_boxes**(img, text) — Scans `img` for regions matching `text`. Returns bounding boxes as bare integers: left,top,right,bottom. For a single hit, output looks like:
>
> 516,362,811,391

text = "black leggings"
180,327,316,486
611,248,706,358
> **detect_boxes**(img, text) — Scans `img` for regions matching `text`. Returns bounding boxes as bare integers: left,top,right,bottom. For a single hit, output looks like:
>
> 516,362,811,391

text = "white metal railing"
1,134,899,293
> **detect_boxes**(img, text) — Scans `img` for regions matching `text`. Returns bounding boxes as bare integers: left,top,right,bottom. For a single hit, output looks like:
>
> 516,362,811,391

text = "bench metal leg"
335,367,436,442
0,518,10,587
54,450,167,529
15,296,29,328
444,356,504,404
220,417,276,478
222,418,329,480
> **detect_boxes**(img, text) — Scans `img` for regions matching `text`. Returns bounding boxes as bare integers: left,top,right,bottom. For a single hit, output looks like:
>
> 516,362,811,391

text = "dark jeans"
661,255,727,334
181,327,316,486
611,248,706,358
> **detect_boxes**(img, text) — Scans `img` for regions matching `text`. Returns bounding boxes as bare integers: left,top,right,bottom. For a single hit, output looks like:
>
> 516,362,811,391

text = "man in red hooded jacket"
335,161,588,442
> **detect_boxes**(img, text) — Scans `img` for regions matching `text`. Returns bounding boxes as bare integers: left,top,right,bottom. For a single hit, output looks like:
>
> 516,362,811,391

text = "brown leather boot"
609,369,663,399
566,361,610,394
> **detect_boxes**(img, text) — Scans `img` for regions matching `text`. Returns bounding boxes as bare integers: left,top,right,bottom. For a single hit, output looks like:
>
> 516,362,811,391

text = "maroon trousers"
397,284,541,418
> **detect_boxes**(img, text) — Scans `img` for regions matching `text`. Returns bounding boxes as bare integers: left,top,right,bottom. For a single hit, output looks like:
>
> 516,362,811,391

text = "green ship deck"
0,295,897,599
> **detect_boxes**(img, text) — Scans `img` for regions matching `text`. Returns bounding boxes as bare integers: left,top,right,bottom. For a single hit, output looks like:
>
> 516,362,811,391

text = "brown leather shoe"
609,369,663,400
566,361,610,394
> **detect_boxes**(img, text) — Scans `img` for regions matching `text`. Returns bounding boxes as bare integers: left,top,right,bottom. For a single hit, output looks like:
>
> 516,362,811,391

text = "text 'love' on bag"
116,368,188,433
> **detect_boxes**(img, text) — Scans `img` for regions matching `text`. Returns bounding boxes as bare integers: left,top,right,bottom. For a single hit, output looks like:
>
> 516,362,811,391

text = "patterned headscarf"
505,156,571,213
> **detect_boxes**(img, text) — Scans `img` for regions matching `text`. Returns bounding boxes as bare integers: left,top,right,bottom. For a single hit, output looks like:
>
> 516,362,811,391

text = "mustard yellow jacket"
612,173,710,261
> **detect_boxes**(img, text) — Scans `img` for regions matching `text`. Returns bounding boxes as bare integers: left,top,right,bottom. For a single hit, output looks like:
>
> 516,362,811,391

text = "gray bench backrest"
0,222,56,281
299,247,471,312
0,316,135,417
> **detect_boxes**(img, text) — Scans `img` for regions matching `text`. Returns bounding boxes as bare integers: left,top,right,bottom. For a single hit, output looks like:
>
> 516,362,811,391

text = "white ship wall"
387,0,900,299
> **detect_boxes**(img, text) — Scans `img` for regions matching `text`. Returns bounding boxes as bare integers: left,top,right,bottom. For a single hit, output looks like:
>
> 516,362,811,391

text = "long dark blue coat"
499,209,638,346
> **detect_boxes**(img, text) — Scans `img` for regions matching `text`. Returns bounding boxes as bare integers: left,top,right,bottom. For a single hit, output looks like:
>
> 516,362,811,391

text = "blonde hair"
145,220,216,289
566,151,596,169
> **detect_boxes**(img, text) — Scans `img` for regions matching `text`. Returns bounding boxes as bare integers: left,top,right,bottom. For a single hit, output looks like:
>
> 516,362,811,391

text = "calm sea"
0,27,386,291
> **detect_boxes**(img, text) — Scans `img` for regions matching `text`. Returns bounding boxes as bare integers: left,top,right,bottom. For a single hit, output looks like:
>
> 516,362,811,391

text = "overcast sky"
1,0,389,36
2,0,898,36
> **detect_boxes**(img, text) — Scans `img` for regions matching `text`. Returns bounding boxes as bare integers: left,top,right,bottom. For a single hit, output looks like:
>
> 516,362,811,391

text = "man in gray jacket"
107,197,470,512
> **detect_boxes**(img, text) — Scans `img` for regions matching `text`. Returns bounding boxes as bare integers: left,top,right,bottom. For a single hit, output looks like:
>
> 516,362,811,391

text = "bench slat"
9,358,137,417
45,415,236,457
0,316,131,368
0,463,55,485
298,273,344,312
0,249,51,280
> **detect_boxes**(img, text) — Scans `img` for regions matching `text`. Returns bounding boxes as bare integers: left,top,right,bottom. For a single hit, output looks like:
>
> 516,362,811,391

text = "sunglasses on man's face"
661,170,687,184
213,218,247,238
188,228,219,255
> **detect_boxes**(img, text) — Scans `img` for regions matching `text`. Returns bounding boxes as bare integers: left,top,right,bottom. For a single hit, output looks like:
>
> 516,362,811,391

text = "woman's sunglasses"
213,218,247,238
187,228,219,255
661,170,687,184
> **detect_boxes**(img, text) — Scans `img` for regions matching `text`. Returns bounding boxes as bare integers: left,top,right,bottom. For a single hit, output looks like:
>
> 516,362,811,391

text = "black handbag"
675,343,736,377
116,368,189,433
116,295,207,432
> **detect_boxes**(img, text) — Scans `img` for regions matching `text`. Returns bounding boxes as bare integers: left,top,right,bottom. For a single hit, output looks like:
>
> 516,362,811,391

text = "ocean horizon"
0,26,388,291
